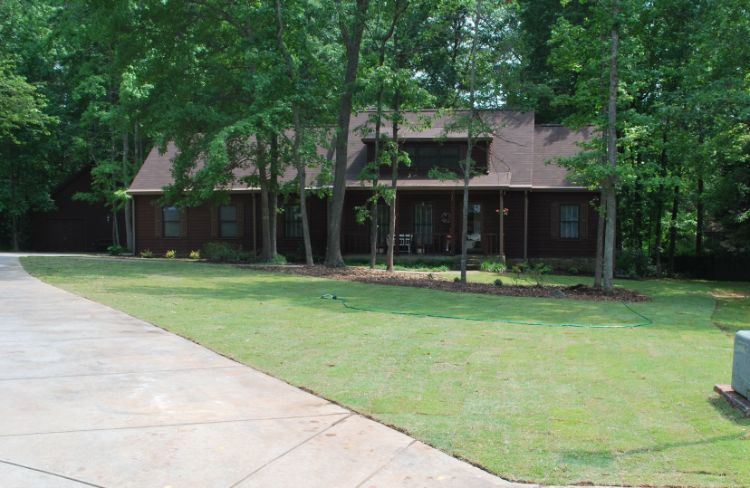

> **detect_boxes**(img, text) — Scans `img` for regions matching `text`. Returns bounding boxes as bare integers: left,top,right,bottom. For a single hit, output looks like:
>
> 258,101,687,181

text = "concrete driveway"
0,255,522,488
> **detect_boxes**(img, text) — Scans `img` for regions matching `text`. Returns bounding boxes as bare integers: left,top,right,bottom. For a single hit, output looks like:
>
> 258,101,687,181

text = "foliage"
164,249,176,259
188,250,201,260
528,262,552,287
107,244,129,256
202,242,250,263
139,249,153,258
480,259,506,273
493,278,503,287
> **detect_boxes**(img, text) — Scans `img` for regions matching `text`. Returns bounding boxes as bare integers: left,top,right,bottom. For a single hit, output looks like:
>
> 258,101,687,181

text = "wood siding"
134,190,598,259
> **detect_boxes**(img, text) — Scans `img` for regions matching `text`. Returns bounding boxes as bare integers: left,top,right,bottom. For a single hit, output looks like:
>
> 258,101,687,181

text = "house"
30,166,126,252
127,110,597,261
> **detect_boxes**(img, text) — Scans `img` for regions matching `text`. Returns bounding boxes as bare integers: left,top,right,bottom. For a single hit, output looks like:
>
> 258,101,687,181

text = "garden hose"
319,293,652,329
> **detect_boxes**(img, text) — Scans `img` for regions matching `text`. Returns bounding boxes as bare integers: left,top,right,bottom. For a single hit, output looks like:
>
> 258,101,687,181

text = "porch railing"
343,231,501,255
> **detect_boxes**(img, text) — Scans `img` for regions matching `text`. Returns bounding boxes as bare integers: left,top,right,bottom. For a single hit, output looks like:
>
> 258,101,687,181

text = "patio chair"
398,233,413,254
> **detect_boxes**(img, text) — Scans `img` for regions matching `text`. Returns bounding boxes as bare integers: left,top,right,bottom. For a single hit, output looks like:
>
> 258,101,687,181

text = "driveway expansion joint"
0,459,106,488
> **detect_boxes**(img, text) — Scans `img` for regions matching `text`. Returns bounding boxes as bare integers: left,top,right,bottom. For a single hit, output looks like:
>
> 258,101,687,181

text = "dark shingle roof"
128,110,591,194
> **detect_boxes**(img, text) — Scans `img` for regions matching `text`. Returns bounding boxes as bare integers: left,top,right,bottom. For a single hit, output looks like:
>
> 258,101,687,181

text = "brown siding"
134,189,598,259
526,191,597,258
134,194,256,255
31,168,125,252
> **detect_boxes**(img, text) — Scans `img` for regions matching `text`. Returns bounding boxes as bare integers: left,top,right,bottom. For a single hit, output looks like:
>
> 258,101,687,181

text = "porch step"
465,257,482,271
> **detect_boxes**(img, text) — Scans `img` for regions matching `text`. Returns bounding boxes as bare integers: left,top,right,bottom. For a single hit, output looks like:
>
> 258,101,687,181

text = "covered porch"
341,189,529,259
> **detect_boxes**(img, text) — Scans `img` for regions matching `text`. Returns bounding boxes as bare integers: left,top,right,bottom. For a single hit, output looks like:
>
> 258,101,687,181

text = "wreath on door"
440,211,451,224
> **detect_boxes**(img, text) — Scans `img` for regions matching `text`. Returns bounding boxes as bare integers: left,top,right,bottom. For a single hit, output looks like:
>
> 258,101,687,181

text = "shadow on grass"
708,395,750,425
22,256,735,332
560,431,746,467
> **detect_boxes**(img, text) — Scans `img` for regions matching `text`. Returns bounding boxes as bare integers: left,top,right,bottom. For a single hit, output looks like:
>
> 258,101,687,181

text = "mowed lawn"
22,256,750,487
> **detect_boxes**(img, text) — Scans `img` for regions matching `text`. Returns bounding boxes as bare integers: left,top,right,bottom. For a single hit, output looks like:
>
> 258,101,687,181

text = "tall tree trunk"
668,184,679,274
653,129,668,275
460,0,481,285
122,131,133,251
594,191,606,288
368,1,403,270
11,215,19,252
257,142,273,262
602,0,619,294
386,95,401,273
325,0,370,267
695,177,704,256
274,0,313,265
269,135,279,258
112,210,120,247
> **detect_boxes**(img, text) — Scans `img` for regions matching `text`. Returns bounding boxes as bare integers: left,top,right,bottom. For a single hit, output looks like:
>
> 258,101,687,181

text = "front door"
466,203,482,253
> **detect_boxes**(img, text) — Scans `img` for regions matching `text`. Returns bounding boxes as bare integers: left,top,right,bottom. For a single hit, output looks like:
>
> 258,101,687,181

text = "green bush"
188,250,201,260
203,242,246,262
270,254,287,265
139,249,154,258
494,278,503,287
453,277,461,283
529,262,552,286
480,259,506,273
107,244,129,256
165,249,176,259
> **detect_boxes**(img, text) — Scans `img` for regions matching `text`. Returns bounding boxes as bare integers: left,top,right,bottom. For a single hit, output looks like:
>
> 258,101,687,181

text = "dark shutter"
210,206,218,238
550,202,560,240
237,202,245,238
180,207,188,237
154,204,163,238
579,203,589,239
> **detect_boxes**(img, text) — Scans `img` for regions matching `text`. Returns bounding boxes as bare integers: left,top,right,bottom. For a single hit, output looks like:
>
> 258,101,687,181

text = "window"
404,144,463,172
219,205,238,238
560,204,579,239
163,207,181,238
413,203,433,247
284,204,302,238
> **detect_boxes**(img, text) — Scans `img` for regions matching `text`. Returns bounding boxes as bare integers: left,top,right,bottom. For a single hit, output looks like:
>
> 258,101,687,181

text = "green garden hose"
320,293,652,329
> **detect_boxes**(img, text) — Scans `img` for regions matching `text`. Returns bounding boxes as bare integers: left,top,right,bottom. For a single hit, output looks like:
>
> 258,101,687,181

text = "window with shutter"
219,205,238,238
163,207,181,238
560,204,580,239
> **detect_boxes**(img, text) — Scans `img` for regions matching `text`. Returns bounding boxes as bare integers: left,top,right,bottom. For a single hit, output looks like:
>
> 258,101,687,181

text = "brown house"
127,110,597,260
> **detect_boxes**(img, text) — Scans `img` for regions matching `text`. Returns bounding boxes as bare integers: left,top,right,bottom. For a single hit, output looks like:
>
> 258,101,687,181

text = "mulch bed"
238,264,649,302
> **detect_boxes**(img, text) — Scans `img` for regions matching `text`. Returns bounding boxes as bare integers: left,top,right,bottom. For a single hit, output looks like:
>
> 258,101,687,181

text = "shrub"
165,249,176,259
480,259,506,273
494,278,503,287
568,266,580,275
139,249,154,258
529,262,552,286
188,250,201,260
511,263,527,284
107,244,129,256
203,242,243,262
453,277,461,283
270,254,287,265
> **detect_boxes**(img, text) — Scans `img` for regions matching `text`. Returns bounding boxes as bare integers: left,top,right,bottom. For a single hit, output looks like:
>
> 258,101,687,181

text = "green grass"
22,256,750,487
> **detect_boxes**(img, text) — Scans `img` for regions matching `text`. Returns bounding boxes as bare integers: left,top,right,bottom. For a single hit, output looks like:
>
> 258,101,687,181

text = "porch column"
498,190,505,260
450,190,456,254
523,190,529,260
252,192,257,256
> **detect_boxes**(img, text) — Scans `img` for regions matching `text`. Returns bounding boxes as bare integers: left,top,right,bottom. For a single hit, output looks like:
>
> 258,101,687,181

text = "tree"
0,60,55,250
325,0,371,267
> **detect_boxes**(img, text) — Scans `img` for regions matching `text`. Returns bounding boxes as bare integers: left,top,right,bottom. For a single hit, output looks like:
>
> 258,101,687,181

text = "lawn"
22,256,750,487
